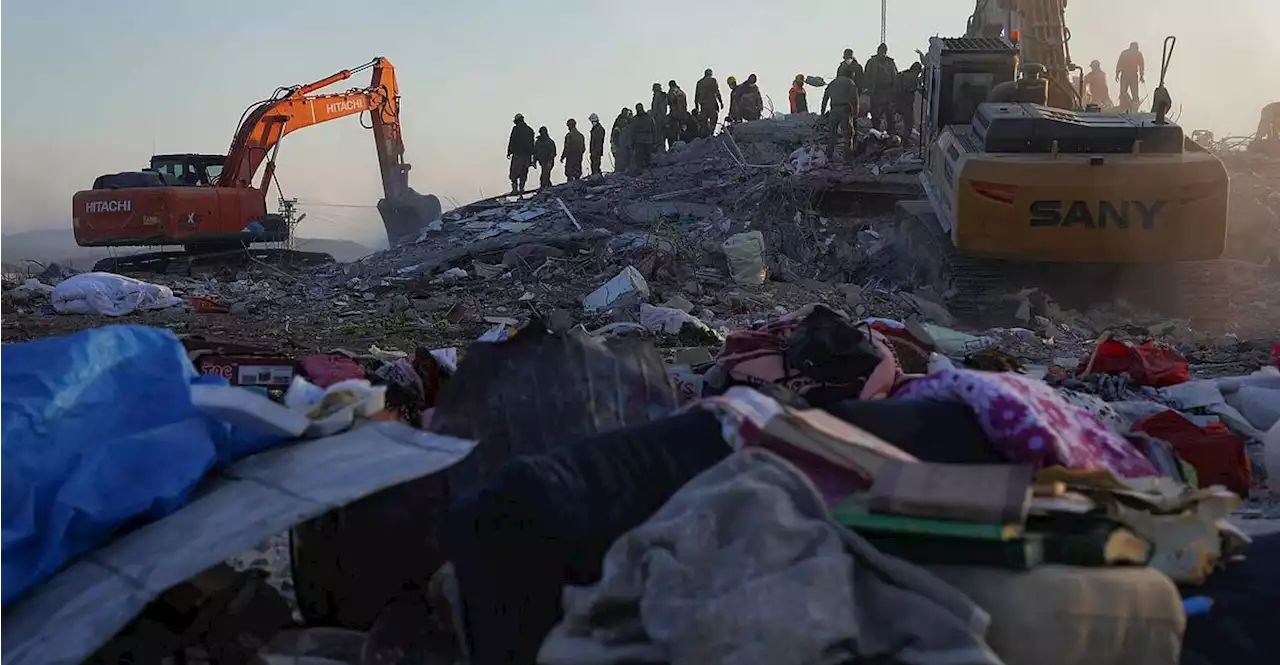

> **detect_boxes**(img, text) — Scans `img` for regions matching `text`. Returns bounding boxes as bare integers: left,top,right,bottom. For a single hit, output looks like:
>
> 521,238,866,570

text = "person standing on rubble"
667,80,688,149
894,61,922,143
694,69,723,137
651,83,669,153
836,48,866,91
630,102,657,172
534,126,557,189
1115,42,1145,110
821,69,859,161
738,74,764,121
790,75,808,113
561,119,586,182
726,76,742,123
506,113,536,194
1083,60,1113,108
588,113,606,177
866,43,899,135
611,107,633,173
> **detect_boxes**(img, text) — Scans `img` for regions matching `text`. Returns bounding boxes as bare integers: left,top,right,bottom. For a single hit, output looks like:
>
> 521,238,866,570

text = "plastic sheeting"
0,325,226,605
1,422,477,665
50,272,183,316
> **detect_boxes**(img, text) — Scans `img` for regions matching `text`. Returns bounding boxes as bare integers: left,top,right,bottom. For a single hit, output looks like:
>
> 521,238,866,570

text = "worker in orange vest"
789,75,808,114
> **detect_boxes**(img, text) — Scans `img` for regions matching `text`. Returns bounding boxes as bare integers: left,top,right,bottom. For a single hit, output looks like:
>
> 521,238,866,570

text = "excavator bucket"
378,190,442,247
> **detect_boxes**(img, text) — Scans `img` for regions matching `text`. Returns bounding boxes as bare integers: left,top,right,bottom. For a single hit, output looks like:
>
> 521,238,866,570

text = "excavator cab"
149,154,226,187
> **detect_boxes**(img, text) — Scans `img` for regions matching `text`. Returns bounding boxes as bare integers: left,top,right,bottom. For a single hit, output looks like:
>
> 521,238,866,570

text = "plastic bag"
1,325,228,605
50,272,183,316
723,231,767,287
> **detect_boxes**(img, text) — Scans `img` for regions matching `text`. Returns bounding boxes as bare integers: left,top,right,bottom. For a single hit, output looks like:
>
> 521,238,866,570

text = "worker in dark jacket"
895,62,923,143
650,83,669,153
789,74,808,113
667,80,688,149
693,68,723,137
726,76,741,123
611,107,633,173
506,113,536,194
738,74,763,121
588,113,606,176
1115,42,1145,110
629,103,657,172
534,126,557,188
836,48,866,90
821,71,859,161
866,43,899,134
561,119,586,182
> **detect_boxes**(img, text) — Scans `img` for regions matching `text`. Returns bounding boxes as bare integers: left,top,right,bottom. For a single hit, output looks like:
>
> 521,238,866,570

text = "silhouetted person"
866,43,899,134
1084,60,1112,108
821,70,858,160
534,126,557,188
561,119,585,181
506,113,535,193
1115,42,1145,110
611,107,633,173
694,68,723,137
630,102,657,171
738,74,763,121
588,113,605,176
650,83,669,152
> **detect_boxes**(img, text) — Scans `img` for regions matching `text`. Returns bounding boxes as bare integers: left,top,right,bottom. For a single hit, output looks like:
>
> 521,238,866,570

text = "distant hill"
1,229,376,270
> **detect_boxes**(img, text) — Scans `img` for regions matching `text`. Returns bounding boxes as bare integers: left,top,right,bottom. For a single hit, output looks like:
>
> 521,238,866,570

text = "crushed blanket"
537,449,1004,665
895,370,1159,479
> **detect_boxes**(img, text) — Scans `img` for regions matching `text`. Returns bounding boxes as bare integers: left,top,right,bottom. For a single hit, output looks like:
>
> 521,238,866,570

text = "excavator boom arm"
217,57,409,199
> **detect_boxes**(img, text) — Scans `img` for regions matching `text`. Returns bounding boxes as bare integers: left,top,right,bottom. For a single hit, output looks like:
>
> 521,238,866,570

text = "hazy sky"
3,0,1276,249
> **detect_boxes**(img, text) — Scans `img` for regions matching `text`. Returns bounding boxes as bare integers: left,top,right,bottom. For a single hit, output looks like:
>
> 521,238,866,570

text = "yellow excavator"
896,0,1230,321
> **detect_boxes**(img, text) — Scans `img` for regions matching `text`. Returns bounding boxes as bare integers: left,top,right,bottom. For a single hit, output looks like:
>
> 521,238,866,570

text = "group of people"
1078,41,1146,112
819,44,925,161
505,113,606,194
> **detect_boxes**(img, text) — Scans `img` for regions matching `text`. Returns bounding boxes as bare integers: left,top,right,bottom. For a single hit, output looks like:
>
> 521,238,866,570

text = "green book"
860,532,1045,570
831,494,1023,542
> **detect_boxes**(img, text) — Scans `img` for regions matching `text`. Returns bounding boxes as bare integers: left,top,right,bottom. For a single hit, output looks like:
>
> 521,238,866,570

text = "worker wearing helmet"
790,75,808,114
1115,42,1145,110
588,113,606,177
507,113,535,194
562,118,586,182
1083,59,1113,109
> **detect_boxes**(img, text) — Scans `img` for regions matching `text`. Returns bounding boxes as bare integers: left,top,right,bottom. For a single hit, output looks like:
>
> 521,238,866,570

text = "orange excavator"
73,57,440,272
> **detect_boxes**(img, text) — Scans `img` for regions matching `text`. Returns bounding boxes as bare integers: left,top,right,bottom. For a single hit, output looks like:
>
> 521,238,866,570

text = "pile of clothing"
425,305,1278,665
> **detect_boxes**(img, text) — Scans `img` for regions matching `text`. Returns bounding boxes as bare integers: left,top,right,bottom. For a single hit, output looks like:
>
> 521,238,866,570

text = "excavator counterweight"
72,57,440,273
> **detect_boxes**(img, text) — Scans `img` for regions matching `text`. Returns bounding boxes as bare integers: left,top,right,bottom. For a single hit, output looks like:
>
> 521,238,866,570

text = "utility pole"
880,0,887,45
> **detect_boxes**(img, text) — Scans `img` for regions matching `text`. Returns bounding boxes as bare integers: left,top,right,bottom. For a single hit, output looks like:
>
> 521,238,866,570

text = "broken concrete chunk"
661,294,696,313
497,221,535,234
508,208,548,223
439,267,468,282
503,243,565,268
837,283,864,309
902,291,955,326
472,262,505,279
583,266,650,313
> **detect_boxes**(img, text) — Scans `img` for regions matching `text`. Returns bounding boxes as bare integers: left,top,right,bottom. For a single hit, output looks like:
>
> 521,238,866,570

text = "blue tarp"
1,325,233,605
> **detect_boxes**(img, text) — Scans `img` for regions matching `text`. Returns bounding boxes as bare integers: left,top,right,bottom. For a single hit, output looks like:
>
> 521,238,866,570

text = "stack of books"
831,461,1152,570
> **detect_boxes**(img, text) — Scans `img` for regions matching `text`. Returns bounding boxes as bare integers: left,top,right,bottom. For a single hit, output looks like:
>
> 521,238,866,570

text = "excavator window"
951,72,997,124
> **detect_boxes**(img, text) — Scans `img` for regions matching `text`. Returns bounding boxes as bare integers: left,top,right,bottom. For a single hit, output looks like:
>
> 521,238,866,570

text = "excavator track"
893,201,1233,329
93,247,334,276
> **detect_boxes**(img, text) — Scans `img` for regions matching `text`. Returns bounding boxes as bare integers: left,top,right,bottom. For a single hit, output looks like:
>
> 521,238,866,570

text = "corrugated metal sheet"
1,422,476,665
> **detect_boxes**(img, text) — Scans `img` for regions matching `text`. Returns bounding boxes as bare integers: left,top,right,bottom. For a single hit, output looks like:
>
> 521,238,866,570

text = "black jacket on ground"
507,122,535,157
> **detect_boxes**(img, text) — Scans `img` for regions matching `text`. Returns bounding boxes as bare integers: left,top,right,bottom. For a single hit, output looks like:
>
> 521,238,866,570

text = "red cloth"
1084,338,1189,387
1133,410,1252,495
299,353,366,388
